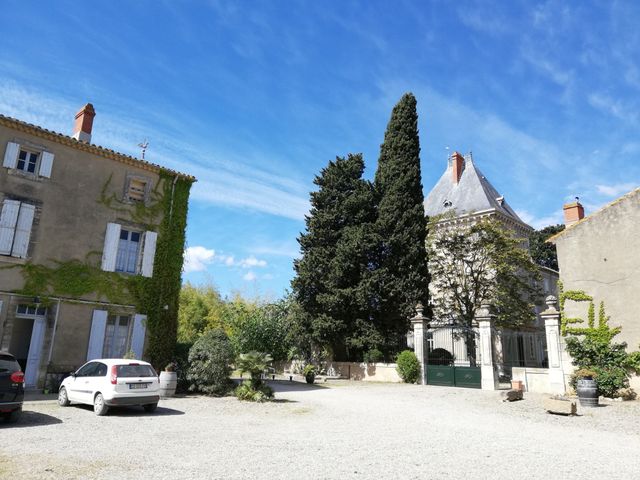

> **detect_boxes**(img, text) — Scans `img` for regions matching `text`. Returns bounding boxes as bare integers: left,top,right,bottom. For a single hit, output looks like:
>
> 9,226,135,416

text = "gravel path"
2,381,639,479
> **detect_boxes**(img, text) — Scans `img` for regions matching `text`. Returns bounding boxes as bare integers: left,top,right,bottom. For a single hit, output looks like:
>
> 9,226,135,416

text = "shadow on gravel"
267,380,328,393
71,404,185,416
0,411,63,429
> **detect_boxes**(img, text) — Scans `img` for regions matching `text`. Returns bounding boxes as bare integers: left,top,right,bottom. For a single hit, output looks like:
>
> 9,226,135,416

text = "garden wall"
511,367,551,393
277,361,402,383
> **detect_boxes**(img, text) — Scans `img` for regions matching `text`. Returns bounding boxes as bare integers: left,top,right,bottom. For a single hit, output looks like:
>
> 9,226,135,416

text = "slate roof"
424,154,525,225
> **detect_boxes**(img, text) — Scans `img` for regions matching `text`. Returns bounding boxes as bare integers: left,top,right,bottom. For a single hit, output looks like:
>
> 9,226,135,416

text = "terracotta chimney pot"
451,151,465,184
72,103,96,143
563,201,585,225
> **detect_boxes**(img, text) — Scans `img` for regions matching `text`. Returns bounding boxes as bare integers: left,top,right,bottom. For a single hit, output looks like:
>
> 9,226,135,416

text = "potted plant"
303,364,316,384
573,368,598,407
159,362,178,398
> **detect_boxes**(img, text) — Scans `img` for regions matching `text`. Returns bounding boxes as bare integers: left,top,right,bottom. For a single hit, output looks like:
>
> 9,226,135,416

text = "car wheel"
143,403,158,413
3,408,22,424
58,387,70,407
93,393,109,416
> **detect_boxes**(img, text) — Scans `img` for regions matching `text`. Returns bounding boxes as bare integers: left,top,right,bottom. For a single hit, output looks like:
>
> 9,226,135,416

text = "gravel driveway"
2,381,639,479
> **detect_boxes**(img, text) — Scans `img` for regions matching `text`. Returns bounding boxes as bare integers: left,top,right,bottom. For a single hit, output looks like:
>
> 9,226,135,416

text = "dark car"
0,352,24,423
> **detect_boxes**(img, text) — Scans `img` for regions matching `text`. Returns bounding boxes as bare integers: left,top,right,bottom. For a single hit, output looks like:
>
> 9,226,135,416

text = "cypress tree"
372,93,430,350
292,154,375,359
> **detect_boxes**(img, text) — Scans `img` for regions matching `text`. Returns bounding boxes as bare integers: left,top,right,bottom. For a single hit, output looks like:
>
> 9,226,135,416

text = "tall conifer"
292,154,375,358
372,93,430,348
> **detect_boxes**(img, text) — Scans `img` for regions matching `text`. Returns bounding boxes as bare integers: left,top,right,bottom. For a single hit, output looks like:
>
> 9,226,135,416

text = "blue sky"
1,1,639,299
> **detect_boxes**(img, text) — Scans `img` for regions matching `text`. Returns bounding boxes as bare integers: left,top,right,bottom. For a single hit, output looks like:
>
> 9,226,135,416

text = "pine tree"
292,154,376,359
372,93,430,350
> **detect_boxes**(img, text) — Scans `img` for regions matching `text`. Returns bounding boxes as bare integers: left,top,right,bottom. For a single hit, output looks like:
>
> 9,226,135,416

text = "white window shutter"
11,203,35,258
0,200,20,255
140,231,158,277
3,142,19,169
39,151,54,178
101,223,121,272
130,314,147,360
87,310,108,360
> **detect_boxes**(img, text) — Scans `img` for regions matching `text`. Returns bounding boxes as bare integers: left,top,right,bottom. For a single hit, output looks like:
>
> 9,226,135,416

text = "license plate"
128,383,148,390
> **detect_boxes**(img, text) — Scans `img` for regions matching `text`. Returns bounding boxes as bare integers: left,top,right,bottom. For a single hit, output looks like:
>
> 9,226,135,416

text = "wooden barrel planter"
159,371,178,398
576,378,598,407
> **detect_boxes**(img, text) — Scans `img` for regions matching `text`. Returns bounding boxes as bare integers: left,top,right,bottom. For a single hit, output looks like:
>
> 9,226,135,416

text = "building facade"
0,104,194,389
549,190,640,389
423,152,558,376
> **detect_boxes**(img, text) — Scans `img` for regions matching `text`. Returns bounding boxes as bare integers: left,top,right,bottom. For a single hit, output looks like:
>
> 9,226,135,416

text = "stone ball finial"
545,295,558,308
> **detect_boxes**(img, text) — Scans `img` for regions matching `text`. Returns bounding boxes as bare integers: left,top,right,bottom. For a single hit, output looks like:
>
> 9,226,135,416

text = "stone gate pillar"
411,303,428,385
477,304,499,391
541,295,566,394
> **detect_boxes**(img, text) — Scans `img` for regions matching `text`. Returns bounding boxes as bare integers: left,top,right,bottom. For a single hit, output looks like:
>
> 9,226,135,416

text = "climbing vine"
8,169,192,371
558,280,593,336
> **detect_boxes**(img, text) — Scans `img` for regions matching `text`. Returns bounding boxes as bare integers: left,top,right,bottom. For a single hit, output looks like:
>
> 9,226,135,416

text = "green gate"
425,326,481,389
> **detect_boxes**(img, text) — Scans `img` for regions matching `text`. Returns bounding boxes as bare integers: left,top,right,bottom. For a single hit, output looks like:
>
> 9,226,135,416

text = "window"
16,305,47,317
102,315,132,358
116,364,156,378
3,142,54,178
76,362,99,377
115,229,141,273
101,223,157,277
126,178,148,203
0,200,36,258
16,149,39,173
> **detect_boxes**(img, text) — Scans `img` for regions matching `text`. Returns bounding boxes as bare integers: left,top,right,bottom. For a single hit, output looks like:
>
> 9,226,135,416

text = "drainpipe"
47,298,62,365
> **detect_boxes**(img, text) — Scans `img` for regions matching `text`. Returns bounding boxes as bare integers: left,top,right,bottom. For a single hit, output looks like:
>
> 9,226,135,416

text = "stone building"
549,189,640,389
0,104,194,389
422,152,558,378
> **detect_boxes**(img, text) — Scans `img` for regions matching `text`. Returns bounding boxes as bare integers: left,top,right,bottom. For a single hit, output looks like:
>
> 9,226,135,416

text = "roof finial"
138,139,149,160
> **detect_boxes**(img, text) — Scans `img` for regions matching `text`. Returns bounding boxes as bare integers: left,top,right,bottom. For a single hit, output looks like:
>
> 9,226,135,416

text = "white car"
58,359,160,416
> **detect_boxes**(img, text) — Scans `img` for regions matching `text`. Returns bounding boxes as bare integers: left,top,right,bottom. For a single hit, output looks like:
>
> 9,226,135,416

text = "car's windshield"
116,364,157,378
0,354,19,374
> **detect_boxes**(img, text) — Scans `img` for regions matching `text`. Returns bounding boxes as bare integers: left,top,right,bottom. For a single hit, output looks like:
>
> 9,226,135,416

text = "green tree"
529,224,564,271
177,282,226,342
292,153,376,359
428,217,541,364
372,93,430,351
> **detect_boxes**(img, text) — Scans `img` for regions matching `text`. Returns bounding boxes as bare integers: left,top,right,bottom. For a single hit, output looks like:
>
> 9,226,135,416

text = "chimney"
450,151,465,184
72,103,96,143
563,199,585,226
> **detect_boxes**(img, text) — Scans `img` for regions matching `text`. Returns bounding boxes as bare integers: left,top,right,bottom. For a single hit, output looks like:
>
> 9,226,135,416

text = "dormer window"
443,200,452,208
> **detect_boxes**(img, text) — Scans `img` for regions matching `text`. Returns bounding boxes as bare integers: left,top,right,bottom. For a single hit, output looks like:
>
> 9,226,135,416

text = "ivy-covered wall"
3,170,192,371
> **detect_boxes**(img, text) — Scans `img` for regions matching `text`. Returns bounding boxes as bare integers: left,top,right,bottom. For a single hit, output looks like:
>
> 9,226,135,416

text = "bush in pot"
303,364,316,384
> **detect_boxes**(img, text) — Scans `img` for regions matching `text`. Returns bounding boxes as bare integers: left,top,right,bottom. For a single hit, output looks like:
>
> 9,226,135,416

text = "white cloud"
183,246,215,273
238,256,267,268
516,209,564,230
0,79,310,221
595,183,637,198
588,93,639,125
243,271,257,281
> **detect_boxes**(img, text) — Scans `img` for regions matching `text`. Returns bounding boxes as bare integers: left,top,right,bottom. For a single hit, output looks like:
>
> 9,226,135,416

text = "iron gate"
426,325,481,389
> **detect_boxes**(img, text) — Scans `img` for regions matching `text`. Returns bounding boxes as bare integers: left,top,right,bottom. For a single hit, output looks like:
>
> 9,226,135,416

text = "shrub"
187,329,234,395
303,364,316,384
363,348,384,364
235,381,274,402
396,350,421,384
174,341,193,393
591,366,629,398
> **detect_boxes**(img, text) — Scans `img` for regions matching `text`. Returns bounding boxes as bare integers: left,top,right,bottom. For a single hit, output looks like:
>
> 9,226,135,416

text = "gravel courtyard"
2,381,639,480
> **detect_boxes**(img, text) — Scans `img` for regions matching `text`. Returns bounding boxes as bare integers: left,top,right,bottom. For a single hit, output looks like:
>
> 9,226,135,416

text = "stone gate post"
477,304,499,391
541,295,566,394
411,303,428,385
